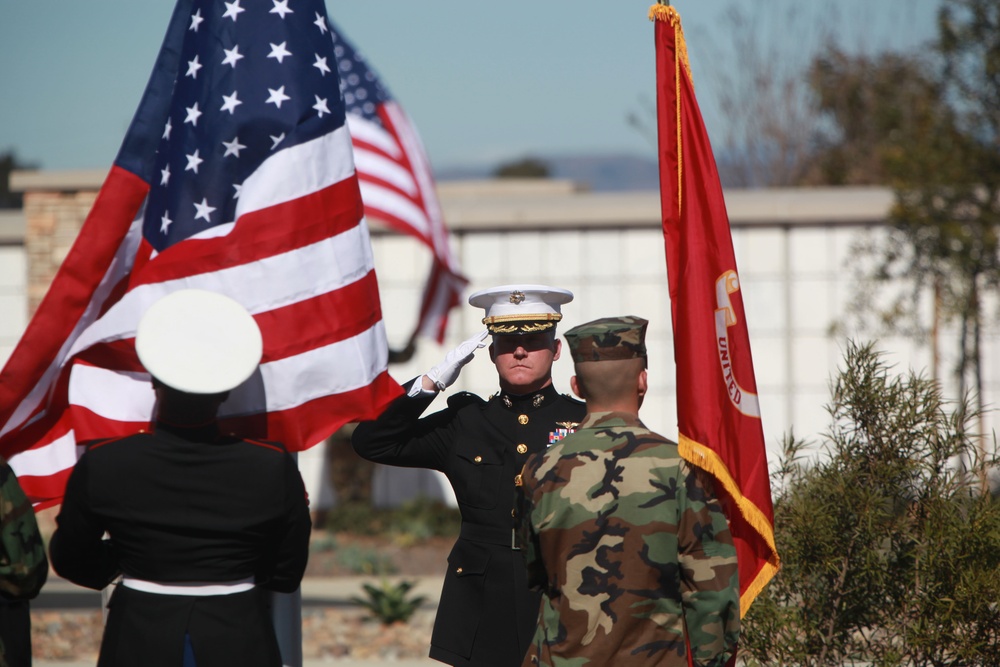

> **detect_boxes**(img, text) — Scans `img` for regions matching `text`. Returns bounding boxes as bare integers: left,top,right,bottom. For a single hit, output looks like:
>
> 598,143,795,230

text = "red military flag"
0,0,403,509
651,4,780,615
329,21,467,345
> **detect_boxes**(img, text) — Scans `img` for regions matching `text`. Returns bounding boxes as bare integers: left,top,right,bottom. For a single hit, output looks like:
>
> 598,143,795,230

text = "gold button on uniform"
514,474,523,487
518,414,529,425
474,455,482,464
516,444,528,455
456,567,463,574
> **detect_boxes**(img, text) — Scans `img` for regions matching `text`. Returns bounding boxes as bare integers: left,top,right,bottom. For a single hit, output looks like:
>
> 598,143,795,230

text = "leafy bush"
309,534,337,553
335,544,397,576
325,497,461,540
741,341,1000,666
350,579,427,625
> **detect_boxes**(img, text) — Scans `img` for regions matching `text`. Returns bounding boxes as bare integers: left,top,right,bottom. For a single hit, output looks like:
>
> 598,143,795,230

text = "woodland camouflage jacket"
0,459,47,602
516,411,739,667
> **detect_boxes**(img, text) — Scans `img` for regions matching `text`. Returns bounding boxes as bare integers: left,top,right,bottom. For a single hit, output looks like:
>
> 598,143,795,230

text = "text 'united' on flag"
0,0,403,509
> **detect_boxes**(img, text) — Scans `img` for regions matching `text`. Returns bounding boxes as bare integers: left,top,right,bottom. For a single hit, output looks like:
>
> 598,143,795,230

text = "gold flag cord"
649,5,692,215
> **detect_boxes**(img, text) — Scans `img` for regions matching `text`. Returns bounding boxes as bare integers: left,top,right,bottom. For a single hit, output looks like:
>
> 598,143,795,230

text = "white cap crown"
468,284,573,335
135,289,263,394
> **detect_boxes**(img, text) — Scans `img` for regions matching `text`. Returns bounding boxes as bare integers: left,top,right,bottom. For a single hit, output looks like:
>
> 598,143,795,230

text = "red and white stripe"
0,124,402,508
348,101,466,343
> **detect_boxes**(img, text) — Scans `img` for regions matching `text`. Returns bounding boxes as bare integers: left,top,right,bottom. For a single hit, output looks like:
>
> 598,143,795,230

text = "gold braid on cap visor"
483,313,562,334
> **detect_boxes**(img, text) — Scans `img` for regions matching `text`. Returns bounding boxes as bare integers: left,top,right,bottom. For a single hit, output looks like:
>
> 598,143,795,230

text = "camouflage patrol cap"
564,316,648,362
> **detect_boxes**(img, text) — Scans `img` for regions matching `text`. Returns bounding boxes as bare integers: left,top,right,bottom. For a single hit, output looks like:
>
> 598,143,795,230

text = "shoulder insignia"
84,435,133,451
243,438,287,453
447,391,486,410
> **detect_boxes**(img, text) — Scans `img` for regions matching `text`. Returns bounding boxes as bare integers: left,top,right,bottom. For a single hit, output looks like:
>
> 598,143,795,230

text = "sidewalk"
36,661,438,667
35,575,444,608
37,661,439,667
34,576,445,667
37,662,439,667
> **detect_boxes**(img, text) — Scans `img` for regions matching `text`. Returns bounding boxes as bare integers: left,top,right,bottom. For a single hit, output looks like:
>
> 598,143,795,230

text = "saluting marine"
516,316,740,667
352,285,586,667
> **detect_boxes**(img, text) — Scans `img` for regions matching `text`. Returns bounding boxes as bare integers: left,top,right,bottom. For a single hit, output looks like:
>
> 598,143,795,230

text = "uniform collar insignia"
498,385,555,410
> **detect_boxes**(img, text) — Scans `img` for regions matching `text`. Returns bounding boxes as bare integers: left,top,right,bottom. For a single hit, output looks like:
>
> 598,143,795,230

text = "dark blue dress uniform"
353,380,585,667
50,422,311,667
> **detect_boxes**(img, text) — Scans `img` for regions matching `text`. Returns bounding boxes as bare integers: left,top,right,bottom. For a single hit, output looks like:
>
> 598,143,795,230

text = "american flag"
329,20,467,344
0,0,403,508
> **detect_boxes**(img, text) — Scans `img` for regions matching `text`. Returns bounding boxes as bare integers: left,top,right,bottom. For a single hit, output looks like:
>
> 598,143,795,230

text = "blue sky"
0,0,942,173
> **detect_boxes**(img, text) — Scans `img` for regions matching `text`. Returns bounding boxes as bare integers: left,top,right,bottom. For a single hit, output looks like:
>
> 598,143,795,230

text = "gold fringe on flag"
679,433,781,617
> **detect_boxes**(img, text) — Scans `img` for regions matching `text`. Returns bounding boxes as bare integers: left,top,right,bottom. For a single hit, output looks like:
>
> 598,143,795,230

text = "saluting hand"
424,330,490,391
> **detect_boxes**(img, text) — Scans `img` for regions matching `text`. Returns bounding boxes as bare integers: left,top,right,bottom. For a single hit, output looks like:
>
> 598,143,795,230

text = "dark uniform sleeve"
0,460,48,600
49,452,120,590
351,378,458,471
677,462,741,667
257,452,312,593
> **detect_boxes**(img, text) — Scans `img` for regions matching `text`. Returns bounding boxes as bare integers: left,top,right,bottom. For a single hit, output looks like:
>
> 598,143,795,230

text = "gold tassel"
648,6,693,86
648,5,693,215
679,433,781,618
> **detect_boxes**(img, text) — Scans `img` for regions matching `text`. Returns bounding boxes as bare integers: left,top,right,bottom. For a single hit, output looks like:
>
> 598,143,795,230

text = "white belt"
121,576,255,596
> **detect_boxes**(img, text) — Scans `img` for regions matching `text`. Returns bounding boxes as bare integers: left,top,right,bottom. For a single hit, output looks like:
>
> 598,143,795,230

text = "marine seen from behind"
49,289,311,667
516,316,740,667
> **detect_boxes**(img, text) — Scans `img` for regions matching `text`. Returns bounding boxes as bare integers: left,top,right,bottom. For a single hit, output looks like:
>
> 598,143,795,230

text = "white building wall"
5,179,998,506
0,211,27,369
369,207,1000,484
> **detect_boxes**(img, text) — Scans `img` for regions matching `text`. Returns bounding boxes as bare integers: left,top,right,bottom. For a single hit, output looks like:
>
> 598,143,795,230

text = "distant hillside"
435,151,747,192
436,153,659,192
547,154,659,192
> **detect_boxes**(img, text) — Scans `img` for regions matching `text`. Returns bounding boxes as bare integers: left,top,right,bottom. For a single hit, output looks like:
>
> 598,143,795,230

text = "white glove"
425,330,490,391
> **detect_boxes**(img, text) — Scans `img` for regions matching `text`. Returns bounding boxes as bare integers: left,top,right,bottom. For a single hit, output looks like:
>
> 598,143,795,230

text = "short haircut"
573,357,646,403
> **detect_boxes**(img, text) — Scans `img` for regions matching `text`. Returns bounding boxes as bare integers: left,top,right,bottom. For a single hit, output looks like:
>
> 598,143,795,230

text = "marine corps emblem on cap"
135,289,263,394
469,284,574,335
564,316,649,362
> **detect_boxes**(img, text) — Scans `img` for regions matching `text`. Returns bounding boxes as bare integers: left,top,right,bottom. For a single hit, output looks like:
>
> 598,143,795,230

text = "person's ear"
488,343,496,363
552,338,562,361
570,375,585,400
637,369,648,408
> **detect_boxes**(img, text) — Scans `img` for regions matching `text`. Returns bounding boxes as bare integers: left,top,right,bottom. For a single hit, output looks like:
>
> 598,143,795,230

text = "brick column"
23,190,97,317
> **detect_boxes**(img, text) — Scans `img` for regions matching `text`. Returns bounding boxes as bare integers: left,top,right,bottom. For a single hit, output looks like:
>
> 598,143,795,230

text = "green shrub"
325,497,461,539
335,544,397,576
350,579,427,625
309,534,338,553
741,341,1000,666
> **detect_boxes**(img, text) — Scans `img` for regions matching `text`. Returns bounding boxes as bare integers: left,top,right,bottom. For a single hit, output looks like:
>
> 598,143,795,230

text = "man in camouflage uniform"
516,316,739,667
0,458,49,667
